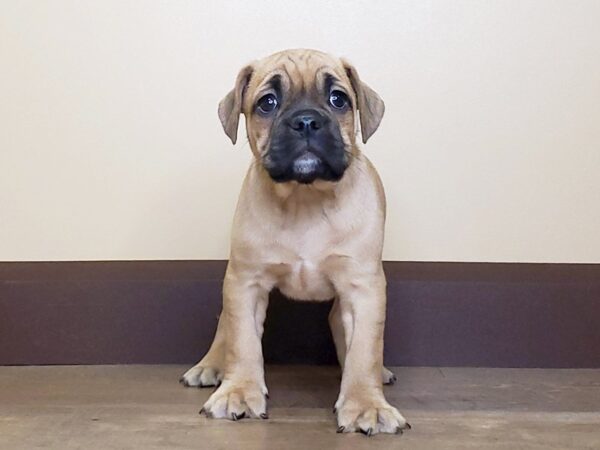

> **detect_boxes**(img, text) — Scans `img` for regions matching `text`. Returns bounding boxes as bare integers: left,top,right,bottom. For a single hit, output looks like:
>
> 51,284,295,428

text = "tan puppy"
181,49,409,435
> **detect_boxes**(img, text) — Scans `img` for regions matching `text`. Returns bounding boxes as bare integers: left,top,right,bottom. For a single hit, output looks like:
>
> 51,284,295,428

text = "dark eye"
257,94,278,114
329,90,348,109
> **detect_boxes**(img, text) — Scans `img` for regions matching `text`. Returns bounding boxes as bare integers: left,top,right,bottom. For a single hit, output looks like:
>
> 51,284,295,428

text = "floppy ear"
342,59,385,144
218,64,254,145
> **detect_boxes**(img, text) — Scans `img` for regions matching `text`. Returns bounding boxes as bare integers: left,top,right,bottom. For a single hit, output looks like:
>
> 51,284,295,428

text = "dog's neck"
250,152,364,216
271,178,339,202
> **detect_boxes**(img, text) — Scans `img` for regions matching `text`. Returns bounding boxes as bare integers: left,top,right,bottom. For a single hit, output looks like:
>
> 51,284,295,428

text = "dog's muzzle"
264,107,348,184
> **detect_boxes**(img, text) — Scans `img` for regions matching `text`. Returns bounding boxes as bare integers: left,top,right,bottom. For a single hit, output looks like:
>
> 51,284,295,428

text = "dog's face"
218,49,384,184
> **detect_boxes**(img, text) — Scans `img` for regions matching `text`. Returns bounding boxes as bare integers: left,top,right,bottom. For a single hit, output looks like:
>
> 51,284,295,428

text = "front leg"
329,298,398,385
181,275,269,388
201,269,270,420
333,269,410,435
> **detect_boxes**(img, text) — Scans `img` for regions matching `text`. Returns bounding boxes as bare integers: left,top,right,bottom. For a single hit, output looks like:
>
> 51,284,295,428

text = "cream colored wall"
1,0,599,263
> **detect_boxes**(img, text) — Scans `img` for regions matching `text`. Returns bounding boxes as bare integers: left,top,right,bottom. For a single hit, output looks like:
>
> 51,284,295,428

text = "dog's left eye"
257,94,278,114
329,90,348,109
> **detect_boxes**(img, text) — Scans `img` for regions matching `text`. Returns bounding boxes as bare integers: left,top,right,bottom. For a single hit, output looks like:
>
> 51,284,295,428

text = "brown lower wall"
1,261,599,367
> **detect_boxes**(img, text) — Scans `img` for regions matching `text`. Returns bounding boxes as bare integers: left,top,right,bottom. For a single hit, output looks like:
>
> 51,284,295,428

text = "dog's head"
218,49,384,184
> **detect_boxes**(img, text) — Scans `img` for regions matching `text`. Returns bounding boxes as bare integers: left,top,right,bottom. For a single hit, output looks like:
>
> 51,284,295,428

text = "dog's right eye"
257,94,278,115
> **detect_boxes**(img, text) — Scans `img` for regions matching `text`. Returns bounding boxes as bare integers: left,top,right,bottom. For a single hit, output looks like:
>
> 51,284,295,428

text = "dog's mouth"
290,151,323,184
263,147,346,184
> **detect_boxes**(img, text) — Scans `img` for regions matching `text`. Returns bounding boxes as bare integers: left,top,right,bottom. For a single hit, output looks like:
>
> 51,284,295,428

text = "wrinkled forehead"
246,50,353,105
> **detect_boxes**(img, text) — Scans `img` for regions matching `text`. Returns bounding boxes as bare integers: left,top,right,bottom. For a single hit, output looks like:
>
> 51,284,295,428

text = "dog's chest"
276,258,335,301
254,194,351,301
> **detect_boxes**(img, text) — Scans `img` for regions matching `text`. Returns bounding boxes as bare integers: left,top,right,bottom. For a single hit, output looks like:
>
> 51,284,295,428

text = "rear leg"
180,313,226,387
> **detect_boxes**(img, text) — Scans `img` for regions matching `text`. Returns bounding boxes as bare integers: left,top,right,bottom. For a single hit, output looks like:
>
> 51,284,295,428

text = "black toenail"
333,407,337,414
260,413,269,419
198,407,205,415
405,422,412,430
337,426,345,433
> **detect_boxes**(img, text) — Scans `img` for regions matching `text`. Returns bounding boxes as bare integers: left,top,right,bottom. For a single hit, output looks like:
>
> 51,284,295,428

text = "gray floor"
0,365,599,449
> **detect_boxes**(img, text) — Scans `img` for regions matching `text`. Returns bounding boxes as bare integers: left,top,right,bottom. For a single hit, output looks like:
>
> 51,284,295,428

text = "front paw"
201,379,268,420
335,390,410,435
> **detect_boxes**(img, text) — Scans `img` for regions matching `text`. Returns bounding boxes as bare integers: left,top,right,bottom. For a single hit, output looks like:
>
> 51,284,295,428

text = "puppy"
181,49,408,435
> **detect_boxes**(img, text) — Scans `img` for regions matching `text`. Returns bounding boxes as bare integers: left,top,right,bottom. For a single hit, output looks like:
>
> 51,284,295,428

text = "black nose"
289,109,326,134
